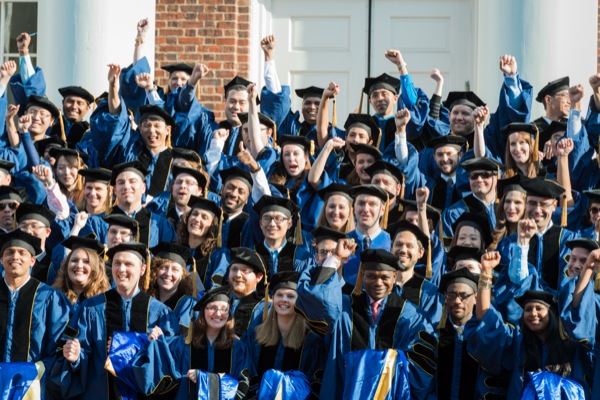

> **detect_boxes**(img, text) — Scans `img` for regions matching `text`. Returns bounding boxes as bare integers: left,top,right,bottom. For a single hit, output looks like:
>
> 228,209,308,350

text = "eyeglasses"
260,215,289,224
468,171,495,180
0,202,17,211
18,223,47,231
526,200,555,209
25,109,52,119
590,207,600,214
205,305,230,314
445,292,475,302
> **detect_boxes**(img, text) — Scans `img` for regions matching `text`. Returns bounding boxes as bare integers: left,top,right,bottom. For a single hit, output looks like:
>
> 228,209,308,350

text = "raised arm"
476,250,501,321
133,18,150,64
5,104,20,148
107,64,122,115
393,108,410,166
247,83,264,158
429,69,444,119
261,35,282,94
472,105,489,158
556,137,574,206
307,136,345,190
415,187,430,236
571,249,600,309
590,73,600,112
316,81,339,149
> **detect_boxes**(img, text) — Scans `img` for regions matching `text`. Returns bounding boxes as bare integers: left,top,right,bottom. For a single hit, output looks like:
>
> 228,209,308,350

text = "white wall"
37,0,155,110
475,0,597,115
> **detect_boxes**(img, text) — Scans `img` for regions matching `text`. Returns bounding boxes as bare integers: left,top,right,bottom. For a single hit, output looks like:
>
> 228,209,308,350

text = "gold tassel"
295,212,303,245
375,128,382,149
142,254,151,291
380,195,389,230
332,98,337,127
437,304,448,330
352,263,364,296
191,258,197,297
309,140,315,157
216,209,223,248
594,272,600,292
426,238,432,280
399,181,405,201
271,118,278,150
438,221,444,245
532,124,540,163
561,194,568,227
358,90,364,114
263,291,270,322
58,111,66,141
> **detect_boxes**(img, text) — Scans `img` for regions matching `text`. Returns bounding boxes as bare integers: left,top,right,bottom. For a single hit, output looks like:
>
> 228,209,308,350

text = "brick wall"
154,0,251,121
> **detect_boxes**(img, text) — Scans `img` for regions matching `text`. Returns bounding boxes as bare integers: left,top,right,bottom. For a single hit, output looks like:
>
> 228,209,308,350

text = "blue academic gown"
393,274,443,325
50,289,179,399
161,290,199,334
559,277,599,399
343,229,392,286
244,328,326,398
0,279,71,373
467,304,586,400
132,334,250,400
441,194,496,239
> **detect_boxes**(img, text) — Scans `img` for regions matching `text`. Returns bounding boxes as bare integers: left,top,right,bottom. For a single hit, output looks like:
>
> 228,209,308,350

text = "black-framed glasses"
445,292,475,302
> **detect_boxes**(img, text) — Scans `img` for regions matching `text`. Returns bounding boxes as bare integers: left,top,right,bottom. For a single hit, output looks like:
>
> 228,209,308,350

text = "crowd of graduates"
1,16,600,399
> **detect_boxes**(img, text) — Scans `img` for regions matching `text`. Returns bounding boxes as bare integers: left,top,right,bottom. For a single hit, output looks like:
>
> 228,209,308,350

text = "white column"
474,0,597,116
37,0,155,109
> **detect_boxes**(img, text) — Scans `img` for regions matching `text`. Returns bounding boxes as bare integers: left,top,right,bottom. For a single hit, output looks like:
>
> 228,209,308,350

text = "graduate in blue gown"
51,242,179,400
148,242,199,335
132,286,251,399
0,230,71,381
316,248,437,399
244,271,326,398
51,236,111,313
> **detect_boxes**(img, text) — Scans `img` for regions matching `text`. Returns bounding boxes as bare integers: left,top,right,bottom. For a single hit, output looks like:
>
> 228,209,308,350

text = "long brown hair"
503,132,539,178
185,305,236,350
77,181,113,215
147,257,194,299
269,146,311,193
56,154,86,205
255,302,308,350
489,189,526,250
52,248,111,304
177,210,220,257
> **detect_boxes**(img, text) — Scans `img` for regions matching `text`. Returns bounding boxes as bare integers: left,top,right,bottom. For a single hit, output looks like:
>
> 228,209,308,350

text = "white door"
268,0,473,119
370,0,473,100
270,0,369,121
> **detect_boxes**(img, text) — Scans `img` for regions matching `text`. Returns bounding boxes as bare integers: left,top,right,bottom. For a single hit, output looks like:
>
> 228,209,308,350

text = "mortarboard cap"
230,247,267,275
62,235,106,256
269,271,301,294
151,242,193,268
188,195,222,219
78,168,112,184
566,238,600,252
161,63,194,76
447,246,484,265
219,166,253,190
172,147,202,163
496,175,527,200
295,86,324,99
520,177,566,199
0,230,42,257
110,161,149,185
58,86,95,104
439,267,479,293
349,184,389,203
343,114,381,147
460,157,502,172
171,165,208,191
106,241,149,263
0,159,15,175
25,95,60,118
194,286,231,311
349,143,383,160
545,121,568,137
316,182,354,203
16,203,55,227
49,147,89,164
103,214,140,239
443,91,485,110
536,76,570,103
277,134,313,154
224,76,253,98
515,290,555,310
253,195,300,218
396,199,441,228
500,122,538,137
386,220,429,247
139,105,175,128
360,249,402,271
583,190,600,202
34,137,66,156
311,226,347,244
237,112,275,131
364,160,404,185
452,212,493,248
362,73,400,95
0,186,26,203
426,135,468,150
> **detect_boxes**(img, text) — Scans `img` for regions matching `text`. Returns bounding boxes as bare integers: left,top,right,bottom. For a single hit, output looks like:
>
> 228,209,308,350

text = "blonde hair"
316,195,355,234
52,248,111,304
255,302,308,350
